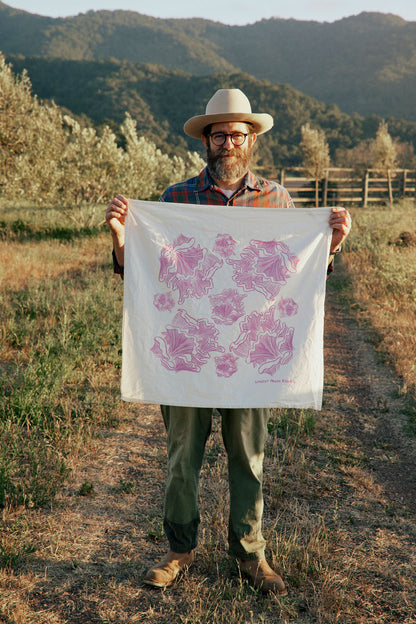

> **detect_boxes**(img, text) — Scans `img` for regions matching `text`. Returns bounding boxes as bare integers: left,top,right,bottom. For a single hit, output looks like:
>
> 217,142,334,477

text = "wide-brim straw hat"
184,88,274,139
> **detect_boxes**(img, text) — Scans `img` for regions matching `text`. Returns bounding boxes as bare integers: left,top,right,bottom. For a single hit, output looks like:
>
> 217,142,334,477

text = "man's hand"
106,194,129,235
329,206,351,253
106,194,128,267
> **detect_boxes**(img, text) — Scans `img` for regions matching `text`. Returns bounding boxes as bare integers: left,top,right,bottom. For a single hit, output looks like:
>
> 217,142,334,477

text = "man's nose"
222,135,234,148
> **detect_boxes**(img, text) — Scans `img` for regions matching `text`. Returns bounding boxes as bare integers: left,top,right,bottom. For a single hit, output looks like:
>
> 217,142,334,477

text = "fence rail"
278,167,416,207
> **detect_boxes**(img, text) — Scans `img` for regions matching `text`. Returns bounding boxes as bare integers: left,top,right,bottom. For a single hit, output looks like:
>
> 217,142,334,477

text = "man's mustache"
211,149,238,159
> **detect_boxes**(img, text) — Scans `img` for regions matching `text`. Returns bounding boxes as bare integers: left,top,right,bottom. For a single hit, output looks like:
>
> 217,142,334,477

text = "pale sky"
3,0,416,24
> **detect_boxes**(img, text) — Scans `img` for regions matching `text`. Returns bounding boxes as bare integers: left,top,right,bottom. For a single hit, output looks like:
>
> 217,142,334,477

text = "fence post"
387,169,393,204
280,168,285,186
323,170,329,206
363,170,369,207
402,169,408,198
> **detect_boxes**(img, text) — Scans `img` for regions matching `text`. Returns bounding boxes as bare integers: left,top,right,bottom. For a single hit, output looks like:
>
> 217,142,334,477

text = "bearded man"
106,89,351,595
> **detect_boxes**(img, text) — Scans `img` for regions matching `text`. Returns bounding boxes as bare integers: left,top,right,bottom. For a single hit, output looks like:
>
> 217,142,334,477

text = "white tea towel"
121,200,332,409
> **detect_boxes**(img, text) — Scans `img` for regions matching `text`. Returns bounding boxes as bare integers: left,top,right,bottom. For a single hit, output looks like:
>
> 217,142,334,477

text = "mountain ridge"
1,4,416,120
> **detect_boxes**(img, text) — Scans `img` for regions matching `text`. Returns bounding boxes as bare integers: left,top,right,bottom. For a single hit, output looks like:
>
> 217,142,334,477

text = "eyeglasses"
208,132,249,146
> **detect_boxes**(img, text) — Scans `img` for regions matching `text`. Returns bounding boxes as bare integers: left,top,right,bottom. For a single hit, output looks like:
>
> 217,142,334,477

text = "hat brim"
183,112,274,139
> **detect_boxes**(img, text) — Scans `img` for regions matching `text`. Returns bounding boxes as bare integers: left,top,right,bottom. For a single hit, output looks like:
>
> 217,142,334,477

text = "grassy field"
1,200,415,623
0,203,124,511
340,200,416,411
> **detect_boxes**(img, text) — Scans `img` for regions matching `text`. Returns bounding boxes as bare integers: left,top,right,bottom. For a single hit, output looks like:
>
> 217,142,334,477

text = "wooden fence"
279,167,416,207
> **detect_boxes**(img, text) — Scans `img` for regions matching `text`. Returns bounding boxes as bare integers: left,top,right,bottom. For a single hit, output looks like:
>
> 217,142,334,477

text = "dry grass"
341,200,416,399
0,235,110,291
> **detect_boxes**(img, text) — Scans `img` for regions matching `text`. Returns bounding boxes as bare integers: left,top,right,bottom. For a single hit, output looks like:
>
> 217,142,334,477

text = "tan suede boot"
238,558,287,596
143,550,194,588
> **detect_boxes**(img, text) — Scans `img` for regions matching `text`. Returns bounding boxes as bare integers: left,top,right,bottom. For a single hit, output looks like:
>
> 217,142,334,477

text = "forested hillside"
5,54,416,170
1,3,416,121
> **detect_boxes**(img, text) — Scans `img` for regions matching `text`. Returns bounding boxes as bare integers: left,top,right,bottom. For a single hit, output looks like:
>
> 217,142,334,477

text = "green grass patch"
0,210,123,508
268,408,316,437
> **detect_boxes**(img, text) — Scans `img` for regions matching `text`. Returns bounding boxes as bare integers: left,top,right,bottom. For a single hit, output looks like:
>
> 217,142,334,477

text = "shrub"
0,53,205,224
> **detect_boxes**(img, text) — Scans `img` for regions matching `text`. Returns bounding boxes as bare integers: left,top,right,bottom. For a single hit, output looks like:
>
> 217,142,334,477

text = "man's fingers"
329,207,351,230
106,195,128,223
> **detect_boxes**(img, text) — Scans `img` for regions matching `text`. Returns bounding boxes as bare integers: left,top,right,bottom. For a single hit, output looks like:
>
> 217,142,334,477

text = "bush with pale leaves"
0,53,205,223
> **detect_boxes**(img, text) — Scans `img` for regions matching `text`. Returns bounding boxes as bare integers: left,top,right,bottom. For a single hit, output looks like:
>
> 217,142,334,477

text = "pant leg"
219,407,270,561
161,404,213,553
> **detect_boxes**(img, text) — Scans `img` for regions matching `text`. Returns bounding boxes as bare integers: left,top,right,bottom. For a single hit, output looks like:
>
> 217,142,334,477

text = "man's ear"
250,133,257,146
201,134,208,148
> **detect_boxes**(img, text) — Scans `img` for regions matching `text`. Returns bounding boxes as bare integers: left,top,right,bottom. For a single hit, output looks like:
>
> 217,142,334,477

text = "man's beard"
206,145,252,184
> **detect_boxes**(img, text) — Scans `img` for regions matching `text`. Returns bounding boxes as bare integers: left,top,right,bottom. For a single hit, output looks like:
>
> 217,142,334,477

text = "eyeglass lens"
210,133,247,146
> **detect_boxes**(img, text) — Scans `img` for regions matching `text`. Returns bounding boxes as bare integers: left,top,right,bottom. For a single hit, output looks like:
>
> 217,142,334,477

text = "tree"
0,54,41,191
300,123,330,206
0,53,75,205
0,54,205,224
56,116,124,225
117,114,204,201
370,120,397,171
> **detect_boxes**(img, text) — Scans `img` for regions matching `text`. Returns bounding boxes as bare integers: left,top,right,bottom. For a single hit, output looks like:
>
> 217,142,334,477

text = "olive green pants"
160,405,270,561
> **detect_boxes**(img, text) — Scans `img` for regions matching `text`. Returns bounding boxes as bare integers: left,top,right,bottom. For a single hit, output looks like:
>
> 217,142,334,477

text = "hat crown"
205,89,252,116
183,88,273,139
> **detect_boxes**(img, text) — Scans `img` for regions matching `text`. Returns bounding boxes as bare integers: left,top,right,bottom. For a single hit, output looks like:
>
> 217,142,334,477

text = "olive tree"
0,54,205,223
300,123,330,206
118,114,204,200
370,121,397,171
0,54,65,199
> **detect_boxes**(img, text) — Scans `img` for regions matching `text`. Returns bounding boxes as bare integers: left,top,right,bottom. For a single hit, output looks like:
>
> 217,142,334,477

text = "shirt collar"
197,167,262,192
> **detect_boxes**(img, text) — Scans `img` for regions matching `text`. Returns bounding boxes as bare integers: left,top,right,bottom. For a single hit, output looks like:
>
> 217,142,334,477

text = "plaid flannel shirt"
159,167,294,208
